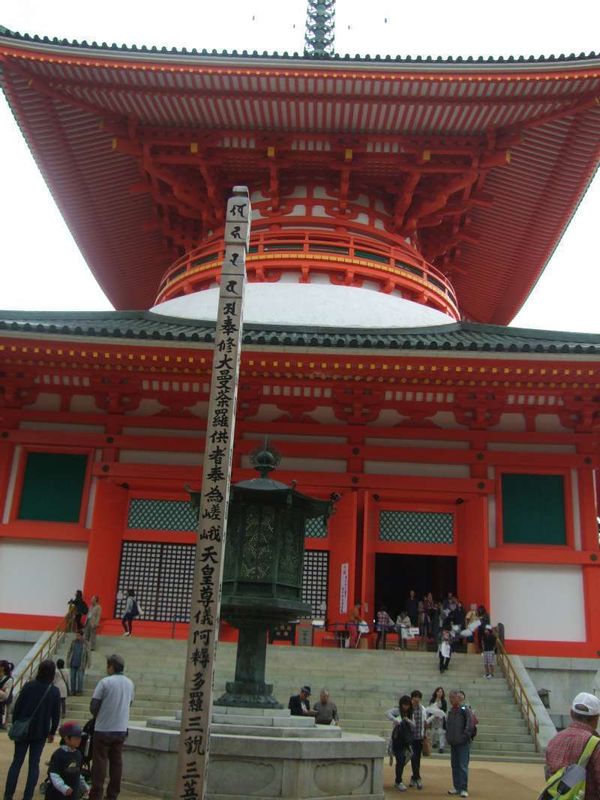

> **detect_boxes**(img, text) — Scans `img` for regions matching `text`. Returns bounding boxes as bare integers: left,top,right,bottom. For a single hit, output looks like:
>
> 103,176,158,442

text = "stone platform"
123,707,385,799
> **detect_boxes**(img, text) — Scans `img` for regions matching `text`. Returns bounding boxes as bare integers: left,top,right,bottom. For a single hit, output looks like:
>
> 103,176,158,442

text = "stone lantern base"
122,708,385,799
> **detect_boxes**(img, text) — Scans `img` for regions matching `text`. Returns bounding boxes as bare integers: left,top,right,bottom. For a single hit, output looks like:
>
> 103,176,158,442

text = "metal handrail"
496,637,539,752
10,613,71,703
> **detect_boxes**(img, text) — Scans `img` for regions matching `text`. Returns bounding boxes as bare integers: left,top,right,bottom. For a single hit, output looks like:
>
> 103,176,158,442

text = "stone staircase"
57,635,542,762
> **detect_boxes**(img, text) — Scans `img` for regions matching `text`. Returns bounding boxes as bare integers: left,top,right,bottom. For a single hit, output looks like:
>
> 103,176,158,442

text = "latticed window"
115,541,328,622
302,550,329,617
379,511,454,544
127,498,196,531
115,542,194,622
305,516,328,538
127,498,324,538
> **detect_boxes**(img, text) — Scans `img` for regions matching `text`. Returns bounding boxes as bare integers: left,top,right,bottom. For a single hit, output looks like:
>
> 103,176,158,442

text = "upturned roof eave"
0,26,598,74
1,310,600,357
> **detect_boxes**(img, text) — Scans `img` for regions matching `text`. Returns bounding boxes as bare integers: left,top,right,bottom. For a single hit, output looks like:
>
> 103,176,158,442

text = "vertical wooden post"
174,187,251,800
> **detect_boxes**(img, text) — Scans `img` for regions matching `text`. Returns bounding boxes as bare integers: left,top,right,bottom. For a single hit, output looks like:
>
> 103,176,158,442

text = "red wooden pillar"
83,478,128,620
456,494,489,608
578,468,599,552
361,491,377,619
326,491,358,625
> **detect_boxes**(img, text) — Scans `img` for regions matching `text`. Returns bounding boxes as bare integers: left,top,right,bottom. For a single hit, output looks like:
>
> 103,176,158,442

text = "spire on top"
304,0,336,58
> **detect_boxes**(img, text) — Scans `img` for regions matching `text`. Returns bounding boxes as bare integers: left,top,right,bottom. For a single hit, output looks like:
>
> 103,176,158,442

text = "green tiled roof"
1,310,600,355
0,25,596,65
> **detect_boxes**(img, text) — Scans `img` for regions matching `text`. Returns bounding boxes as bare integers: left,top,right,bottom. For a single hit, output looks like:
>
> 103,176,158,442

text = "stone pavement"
0,730,545,798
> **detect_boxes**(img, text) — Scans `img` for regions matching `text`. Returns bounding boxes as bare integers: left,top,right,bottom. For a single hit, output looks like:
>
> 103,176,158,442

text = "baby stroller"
79,718,95,783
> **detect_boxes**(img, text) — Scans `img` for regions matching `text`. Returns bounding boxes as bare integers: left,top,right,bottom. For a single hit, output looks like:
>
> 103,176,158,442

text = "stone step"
70,634,540,762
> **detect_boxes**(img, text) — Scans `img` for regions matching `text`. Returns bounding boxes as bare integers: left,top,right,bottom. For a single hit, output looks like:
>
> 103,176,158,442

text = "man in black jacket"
445,689,475,798
4,659,61,800
288,685,315,717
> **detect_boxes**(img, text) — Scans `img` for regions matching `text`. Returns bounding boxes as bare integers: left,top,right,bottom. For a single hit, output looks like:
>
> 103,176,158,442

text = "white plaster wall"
19,421,104,433
365,438,469,450
152,284,454,328
536,414,571,433
364,461,470,478
487,443,576,453
122,427,203,439
243,433,347,444
22,393,61,412
119,450,203,465
240,455,346,473
0,542,88,615
488,413,526,432
490,564,586,641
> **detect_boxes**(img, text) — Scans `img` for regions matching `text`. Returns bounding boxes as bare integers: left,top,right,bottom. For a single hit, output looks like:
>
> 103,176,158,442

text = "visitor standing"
375,605,393,650
482,626,497,679
386,695,415,792
4,659,61,800
84,595,102,650
446,689,475,797
426,686,448,753
121,588,140,637
67,629,91,696
89,653,135,800
313,689,339,725
439,630,452,673
544,692,600,800
53,658,69,718
406,590,419,626
0,659,14,729
409,690,426,790
69,590,88,632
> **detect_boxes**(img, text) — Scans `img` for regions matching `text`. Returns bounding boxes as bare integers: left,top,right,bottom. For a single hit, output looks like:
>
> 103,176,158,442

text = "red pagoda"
0,7,599,658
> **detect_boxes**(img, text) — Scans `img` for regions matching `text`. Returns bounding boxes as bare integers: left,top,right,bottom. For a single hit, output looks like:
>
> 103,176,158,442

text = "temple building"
0,16,599,658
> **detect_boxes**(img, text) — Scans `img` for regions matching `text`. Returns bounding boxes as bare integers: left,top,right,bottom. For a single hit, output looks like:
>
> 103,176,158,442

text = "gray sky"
1,0,599,331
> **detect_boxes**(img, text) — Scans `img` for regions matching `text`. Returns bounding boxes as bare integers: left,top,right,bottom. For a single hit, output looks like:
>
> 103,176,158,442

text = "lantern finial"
250,438,281,478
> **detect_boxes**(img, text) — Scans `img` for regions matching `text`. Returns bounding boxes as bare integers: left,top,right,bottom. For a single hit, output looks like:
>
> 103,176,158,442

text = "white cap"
571,693,600,716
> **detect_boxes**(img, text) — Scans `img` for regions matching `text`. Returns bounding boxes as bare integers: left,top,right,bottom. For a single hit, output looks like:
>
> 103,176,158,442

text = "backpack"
392,718,414,748
131,599,140,618
539,735,600,800
462,706,478,739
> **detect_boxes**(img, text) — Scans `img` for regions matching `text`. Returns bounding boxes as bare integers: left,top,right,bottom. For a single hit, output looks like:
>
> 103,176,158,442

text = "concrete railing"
497,639,556,752
10,614,70,704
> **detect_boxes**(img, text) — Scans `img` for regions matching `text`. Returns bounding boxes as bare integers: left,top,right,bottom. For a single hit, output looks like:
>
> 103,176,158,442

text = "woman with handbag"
4,659,61,800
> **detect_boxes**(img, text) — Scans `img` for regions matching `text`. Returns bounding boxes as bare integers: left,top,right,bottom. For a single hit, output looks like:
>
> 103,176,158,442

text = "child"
45,721,90,799
53,658,70,718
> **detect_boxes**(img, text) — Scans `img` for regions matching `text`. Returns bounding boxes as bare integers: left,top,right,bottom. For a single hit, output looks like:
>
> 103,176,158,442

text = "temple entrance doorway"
374,553,457,620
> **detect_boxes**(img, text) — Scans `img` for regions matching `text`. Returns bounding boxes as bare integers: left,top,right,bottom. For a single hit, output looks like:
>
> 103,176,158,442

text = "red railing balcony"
155,225,460,320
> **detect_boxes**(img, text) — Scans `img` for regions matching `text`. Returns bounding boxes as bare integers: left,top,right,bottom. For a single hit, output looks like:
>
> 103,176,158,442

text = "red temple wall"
0,388,599,657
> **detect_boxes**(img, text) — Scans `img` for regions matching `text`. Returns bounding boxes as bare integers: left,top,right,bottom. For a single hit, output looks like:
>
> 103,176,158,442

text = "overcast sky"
1,0,599,332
